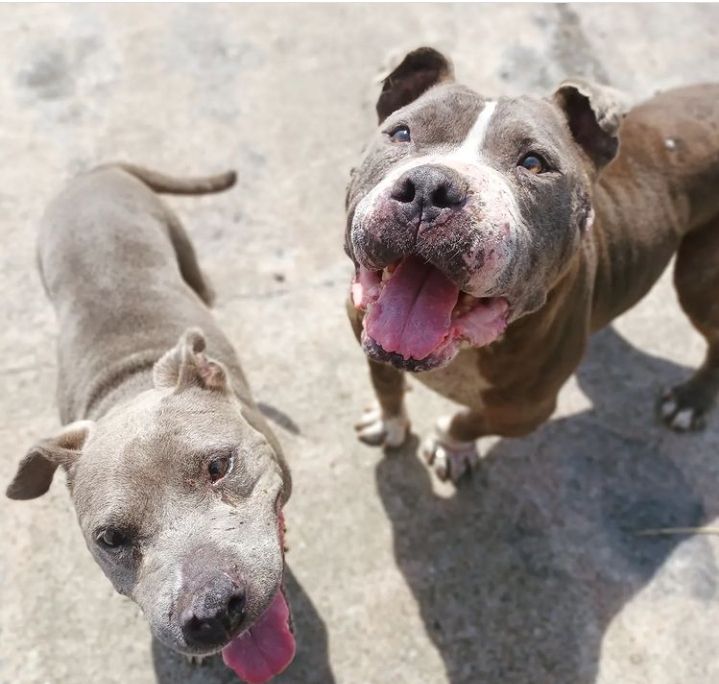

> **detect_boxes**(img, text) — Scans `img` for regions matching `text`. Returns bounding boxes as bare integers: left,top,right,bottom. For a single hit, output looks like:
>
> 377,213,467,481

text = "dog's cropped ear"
553,79,626,171
376,47,454,124
6,420,93,500
153,328,228,393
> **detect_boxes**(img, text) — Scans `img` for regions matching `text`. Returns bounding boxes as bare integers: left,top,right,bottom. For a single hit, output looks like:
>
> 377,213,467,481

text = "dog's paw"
355,404,409,448
422,416,479,482
657,387,708,432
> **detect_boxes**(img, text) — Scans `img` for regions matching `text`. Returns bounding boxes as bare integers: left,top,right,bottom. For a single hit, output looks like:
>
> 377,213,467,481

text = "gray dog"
6,164,295,683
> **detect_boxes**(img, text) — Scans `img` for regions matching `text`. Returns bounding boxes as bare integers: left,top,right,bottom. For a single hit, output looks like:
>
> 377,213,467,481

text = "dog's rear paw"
422,417,479,483
658,387,709,431
355,404,409,448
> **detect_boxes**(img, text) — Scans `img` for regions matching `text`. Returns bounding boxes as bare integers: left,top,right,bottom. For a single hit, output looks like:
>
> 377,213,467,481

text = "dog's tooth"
387,262,398,274
382,269,392,282
453,304,469,318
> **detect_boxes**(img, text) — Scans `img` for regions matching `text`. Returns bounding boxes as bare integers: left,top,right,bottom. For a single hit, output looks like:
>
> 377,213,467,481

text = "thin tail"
95,162,237,195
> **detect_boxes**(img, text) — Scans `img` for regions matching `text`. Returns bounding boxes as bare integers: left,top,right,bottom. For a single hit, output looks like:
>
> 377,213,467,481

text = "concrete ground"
1,4,719,683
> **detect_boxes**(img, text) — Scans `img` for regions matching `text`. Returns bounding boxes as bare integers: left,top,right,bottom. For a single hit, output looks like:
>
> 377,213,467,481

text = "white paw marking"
671,408,694,431
355,404,409,447
661,398,677,419
422,416,479,483
659,389,705,432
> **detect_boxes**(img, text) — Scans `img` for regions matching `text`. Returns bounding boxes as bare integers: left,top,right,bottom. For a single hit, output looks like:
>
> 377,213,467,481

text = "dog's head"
7,329,295,683
346,47,624,371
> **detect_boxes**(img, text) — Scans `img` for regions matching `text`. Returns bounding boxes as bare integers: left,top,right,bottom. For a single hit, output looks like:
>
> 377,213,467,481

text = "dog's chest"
414,349,490,407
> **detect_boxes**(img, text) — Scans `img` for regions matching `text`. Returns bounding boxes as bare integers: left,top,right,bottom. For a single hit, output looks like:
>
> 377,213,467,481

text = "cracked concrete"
1,4,719,684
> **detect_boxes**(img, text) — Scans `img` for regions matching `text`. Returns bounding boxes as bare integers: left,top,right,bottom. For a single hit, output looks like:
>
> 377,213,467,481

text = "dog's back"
591,83,719,329
37,165,238,422
603,83,719,228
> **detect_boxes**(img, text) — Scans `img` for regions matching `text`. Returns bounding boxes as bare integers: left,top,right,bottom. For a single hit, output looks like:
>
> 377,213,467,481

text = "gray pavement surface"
1,4,719,684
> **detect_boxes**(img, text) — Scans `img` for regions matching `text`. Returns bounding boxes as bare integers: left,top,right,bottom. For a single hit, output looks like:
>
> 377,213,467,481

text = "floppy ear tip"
554,79,627,131
404,46,453,69
6,479,49,500
6,478,24,499
376,46,453,84
155,327,229,392
181,327,207,355
552,78,627,171
375,45,455,123
5,451,56,500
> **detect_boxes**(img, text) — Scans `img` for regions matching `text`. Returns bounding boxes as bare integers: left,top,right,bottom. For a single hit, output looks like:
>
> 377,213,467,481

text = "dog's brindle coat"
346,48,719,481
6,164,292,660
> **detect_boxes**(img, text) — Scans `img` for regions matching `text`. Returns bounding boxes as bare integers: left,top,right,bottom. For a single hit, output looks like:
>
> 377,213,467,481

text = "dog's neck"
68,349,164,422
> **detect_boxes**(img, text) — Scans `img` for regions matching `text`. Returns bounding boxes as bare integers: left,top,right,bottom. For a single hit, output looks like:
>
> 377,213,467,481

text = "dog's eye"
519,154,547,174
388,125,411,143
96,527,129,550
208,455,232,483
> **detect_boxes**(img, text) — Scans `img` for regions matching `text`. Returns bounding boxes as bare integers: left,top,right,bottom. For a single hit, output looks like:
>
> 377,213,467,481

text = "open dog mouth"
221,512,295,683
351,256,509,371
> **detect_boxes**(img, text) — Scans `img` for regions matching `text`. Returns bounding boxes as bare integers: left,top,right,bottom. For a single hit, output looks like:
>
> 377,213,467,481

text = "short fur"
346,48,719,481
7,164,292,654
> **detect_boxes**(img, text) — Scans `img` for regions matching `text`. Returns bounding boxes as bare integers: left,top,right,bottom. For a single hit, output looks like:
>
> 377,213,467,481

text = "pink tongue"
365,257,459,360
222,591,296,683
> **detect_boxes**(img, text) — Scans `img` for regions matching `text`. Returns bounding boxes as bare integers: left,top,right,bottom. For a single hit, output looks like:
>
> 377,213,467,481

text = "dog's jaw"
351,259,509,372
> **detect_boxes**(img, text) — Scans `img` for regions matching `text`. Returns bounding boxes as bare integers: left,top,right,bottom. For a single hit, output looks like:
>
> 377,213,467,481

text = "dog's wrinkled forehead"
383,84,486,147
351,45,623,198
71,387,268,524
375,83,577,172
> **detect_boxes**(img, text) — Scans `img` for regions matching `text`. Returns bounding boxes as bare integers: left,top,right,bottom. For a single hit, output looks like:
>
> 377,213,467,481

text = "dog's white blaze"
355,100,499,219
351,99,528,269
454,101,497,163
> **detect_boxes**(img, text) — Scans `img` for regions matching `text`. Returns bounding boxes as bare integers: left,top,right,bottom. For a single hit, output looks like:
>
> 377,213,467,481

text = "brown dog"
345,48,719,482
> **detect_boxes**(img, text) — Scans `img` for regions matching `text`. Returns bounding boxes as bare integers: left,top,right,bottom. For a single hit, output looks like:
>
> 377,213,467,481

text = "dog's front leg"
347,299,410,448
422,409,487,483
355,358,410,447
424,397,557,483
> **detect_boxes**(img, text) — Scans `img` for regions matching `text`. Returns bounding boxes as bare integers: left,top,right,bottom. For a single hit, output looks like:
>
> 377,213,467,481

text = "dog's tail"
96,162,237,195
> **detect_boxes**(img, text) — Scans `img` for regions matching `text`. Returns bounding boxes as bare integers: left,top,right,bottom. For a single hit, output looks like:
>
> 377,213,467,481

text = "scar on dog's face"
6,329,292,658
346,47,624,371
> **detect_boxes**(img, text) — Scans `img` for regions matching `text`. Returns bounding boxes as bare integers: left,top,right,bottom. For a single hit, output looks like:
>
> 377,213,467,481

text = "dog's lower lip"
362,335,449,371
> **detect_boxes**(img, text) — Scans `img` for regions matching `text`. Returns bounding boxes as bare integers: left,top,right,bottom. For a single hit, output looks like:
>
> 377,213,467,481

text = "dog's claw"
658,388,707,431
355,405,409,447
422,417,479,482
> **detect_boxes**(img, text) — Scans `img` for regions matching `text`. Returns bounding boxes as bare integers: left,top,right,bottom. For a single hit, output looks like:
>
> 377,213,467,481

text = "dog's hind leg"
165,210,215,307
659,215,719,431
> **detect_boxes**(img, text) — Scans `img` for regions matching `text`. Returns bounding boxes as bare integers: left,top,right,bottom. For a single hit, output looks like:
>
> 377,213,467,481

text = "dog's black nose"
180,576,246,648
390,164,467,223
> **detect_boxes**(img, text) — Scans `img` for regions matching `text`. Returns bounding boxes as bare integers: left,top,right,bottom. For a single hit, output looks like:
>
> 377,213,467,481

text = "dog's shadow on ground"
151,568,335,683
377,326,719,684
